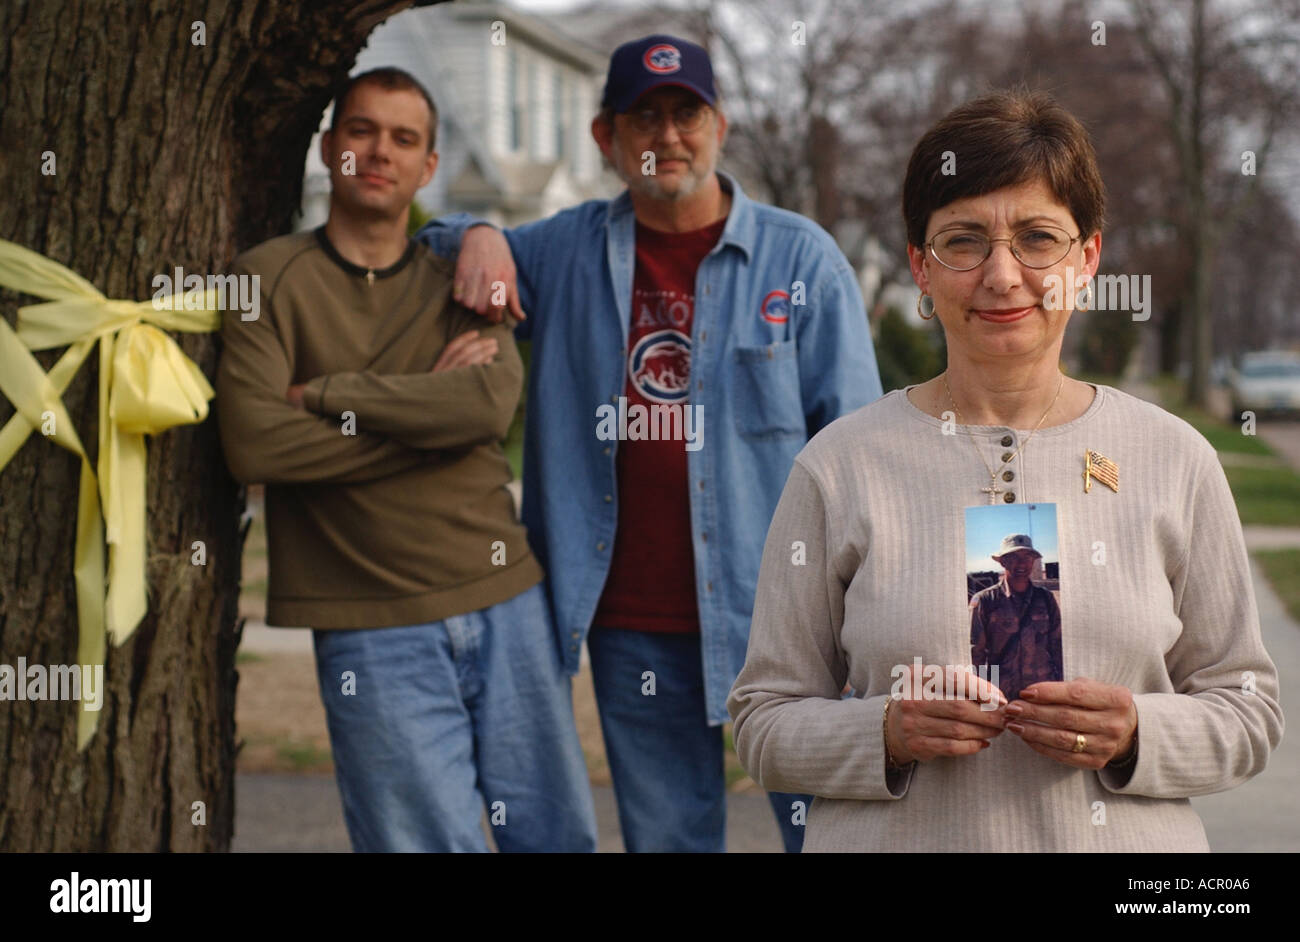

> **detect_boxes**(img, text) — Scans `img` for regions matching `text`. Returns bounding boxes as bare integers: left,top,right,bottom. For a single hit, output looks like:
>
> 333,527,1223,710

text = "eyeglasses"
926,225,1082,271
625,103,710,135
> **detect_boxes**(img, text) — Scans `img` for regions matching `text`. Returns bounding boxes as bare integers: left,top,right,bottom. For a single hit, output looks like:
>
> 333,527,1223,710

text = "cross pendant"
981,480,1003,504
365,269,375,286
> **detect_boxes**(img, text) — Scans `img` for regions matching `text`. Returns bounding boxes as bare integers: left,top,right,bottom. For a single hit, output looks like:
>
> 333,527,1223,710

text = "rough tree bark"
0,0,442,852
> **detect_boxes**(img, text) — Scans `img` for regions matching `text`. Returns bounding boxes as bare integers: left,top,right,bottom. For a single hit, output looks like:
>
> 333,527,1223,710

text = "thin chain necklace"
942,372,1064,504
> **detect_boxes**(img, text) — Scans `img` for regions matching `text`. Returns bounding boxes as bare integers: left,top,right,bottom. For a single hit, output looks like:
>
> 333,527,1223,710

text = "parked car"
1229,351,1300,420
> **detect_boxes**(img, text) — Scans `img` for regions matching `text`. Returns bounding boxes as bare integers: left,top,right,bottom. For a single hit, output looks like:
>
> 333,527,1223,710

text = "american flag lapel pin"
1083,450,1119,493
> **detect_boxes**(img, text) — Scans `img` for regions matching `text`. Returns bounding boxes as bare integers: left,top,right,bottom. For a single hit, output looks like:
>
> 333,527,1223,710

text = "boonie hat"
992,534,1042,562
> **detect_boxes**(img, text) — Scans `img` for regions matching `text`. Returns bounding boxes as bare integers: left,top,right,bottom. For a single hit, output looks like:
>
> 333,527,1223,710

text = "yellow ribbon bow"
0,239,220,749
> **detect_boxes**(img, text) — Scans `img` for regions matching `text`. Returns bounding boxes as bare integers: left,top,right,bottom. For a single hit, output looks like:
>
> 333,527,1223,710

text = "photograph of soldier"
967,513,1063,702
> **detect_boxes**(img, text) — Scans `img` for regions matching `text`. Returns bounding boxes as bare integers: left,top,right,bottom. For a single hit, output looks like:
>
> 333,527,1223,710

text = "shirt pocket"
732,340,805,439
1028,610,1053,635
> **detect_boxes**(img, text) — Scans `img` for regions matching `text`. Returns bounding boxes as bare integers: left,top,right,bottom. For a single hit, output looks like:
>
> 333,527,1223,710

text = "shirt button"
706,581,714,592
596,541,606,551
1002,471,1014,482
603,446,611,456
604,494,613,503
571,631,580,639
701,532,708,542
1000,435,1014,447
697,380,703,390
700,330,707,341
611,394,618,402
1003,492,1016,503
1001,451,1014,462
698,480,706,490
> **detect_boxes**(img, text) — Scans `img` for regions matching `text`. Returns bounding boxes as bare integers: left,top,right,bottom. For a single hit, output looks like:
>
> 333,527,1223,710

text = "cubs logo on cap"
760,290,791,325
602,34,717,114
643,44,682,74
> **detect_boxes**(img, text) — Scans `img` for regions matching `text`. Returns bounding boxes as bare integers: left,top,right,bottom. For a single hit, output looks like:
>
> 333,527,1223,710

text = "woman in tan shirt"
727,89,1283,851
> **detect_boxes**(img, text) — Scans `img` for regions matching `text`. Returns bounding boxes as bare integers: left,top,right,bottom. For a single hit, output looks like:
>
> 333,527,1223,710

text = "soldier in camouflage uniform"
970,534,1062,700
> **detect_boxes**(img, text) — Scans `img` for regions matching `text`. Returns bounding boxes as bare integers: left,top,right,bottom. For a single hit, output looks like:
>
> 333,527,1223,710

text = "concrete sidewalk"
232,776,785,852
1188,557,1299,851
1244,525,1300,551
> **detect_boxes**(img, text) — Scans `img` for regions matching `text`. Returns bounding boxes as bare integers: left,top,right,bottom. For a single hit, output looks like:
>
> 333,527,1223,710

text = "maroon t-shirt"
593,217,727,633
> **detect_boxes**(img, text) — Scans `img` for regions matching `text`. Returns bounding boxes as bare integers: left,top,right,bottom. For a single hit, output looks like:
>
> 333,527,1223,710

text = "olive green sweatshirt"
217,228,542,629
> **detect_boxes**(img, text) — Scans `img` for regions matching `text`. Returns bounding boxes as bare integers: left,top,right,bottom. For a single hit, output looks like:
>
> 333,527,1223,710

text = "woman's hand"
1005,678,1138,769
887,665,1009,763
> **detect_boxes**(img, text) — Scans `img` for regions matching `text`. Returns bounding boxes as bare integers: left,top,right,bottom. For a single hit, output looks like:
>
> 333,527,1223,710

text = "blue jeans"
312,583,597,852
586,626,809,853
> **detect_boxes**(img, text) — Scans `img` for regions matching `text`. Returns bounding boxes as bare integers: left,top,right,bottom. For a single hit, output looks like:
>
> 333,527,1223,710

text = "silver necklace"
942,372,1064,504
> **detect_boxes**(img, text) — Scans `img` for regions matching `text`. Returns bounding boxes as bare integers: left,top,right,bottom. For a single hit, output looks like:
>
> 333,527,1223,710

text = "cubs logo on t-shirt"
760,289,791,324
628,328,691,403
643,44,682,74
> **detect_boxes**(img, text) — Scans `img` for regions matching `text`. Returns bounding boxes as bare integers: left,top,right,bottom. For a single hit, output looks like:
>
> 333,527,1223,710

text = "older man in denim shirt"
417,34,882,852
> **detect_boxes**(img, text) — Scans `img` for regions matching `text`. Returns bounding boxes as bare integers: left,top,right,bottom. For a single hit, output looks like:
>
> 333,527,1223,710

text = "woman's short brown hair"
902,88,1105,248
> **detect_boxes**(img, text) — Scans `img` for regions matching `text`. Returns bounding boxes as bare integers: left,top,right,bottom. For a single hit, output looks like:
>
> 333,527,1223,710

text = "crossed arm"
289,324,516,452
217,286,514,486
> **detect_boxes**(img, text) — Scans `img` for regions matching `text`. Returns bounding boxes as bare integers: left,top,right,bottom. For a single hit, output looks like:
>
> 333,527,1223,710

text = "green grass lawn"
502,339,529,480
1150,376,1276,456
1140,375,1300,525
276,740,333,772
722,725,750,789
1171,407,1276,457
1224,467,1300,527
503,421,523,481
1255,549,1300,624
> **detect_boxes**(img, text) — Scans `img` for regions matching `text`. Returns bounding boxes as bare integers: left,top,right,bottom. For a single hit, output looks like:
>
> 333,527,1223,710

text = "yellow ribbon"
0,239,220,749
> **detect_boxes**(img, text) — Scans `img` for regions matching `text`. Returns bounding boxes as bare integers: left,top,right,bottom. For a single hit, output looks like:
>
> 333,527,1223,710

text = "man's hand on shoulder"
286,383,306,410
433,329,499,372
454,225,526,324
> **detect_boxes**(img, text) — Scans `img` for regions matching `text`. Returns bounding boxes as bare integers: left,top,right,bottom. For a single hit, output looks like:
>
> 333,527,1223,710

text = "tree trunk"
1183,0,1212,410
1158,303,1184,376
0,0,439,852
1187,221,1215,408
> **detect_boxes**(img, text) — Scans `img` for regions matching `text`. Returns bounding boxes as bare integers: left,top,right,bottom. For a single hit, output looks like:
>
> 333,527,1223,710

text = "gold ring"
1072,734,1087,753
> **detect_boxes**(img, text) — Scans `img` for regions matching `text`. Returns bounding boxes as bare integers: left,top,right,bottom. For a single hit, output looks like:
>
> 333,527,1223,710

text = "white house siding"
297,2,610,233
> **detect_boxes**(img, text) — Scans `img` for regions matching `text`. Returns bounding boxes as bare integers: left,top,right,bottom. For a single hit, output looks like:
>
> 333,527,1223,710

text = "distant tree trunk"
1182,0,1212,408
1158,303,1184,376
1128,0,1297,406
808,114,841,232
0,0,440,852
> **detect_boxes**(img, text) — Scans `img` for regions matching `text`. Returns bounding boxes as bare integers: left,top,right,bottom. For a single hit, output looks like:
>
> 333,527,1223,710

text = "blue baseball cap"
601,34,717,114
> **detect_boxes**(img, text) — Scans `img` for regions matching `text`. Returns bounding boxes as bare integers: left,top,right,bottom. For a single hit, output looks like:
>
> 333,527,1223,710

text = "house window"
570,83,583,176
555,72,566,160
530,59,542,158
508,48,522,152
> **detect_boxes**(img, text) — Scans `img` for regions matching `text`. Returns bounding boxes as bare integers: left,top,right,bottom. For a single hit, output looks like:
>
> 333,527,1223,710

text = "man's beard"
611,144,713,202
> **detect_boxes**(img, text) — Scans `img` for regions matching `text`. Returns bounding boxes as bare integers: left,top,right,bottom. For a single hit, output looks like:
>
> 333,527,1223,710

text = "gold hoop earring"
917,293,936,320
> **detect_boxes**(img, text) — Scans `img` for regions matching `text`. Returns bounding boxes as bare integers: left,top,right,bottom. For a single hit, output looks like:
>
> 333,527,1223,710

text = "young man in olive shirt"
217,69,596,852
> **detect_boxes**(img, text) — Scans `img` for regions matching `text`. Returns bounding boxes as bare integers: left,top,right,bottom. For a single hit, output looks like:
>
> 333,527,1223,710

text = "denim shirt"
416,173,882,724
